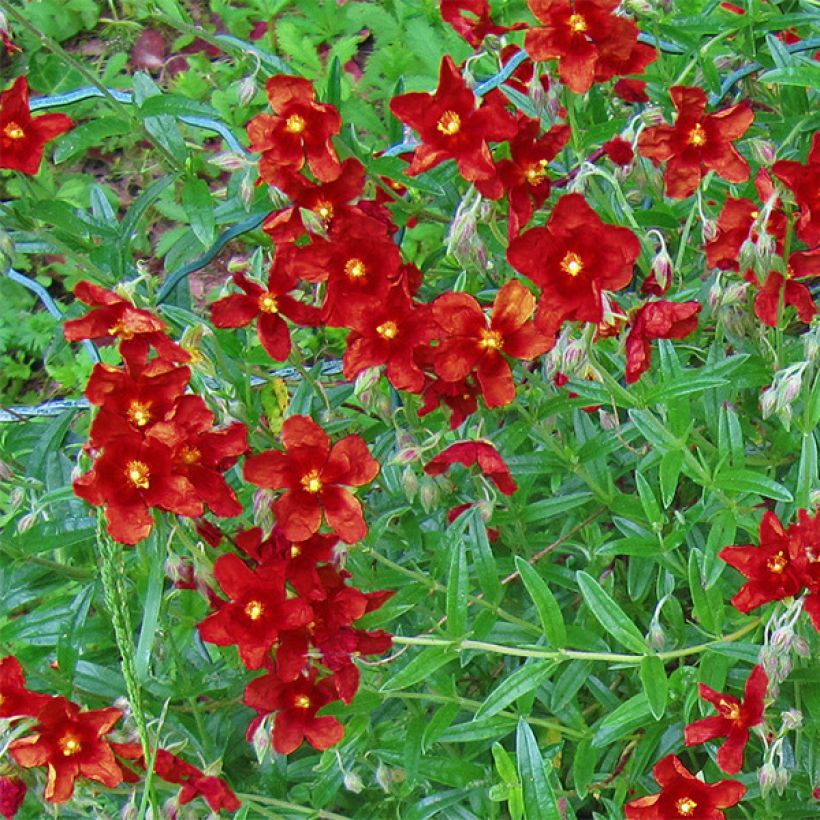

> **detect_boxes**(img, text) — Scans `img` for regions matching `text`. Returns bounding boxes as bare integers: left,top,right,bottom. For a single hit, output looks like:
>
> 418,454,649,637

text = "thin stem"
235,794,350,819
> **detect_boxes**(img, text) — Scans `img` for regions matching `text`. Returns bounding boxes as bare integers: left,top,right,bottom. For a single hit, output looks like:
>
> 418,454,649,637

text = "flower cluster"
0,656,239,813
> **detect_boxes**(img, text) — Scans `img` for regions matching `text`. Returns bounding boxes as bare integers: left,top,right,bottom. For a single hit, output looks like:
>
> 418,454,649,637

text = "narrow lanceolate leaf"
380,646,457,692
712,469,793,501
592,693,653,747
576,571,647,655
468,512,502,602
639,655,668,720
572,738,598,799
446,535,469,638
475,661,555,720
181,176,215,246
515,719,561,820
515,557,567,648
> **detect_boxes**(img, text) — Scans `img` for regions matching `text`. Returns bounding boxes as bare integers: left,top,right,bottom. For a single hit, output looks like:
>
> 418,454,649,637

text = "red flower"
0,777,25,820
244,415,380,543
447,503,500,540
418,370,480,430
795,510,820,631
0,656,52,719
749,250,819,327
719,511,807,614
624,754,746,819
8,698,123,803
146,395,248,518
705,194,785,271
614,78,649,103
507,193,640,327
153,750,241,813
424,440,517,495
389,55,517,183
685,665,768,774
476,119,570,237
524,0,654,95
624,300,701,384
198,553,312,669
244,669,344,755
772,132,820,247
440,0,525,47
0,77,74,175
638,86,753,199
210,266,321,361
342,286,435,393
603,136,634,165
64,281,189,363
74,430,203,544
248,75,342,182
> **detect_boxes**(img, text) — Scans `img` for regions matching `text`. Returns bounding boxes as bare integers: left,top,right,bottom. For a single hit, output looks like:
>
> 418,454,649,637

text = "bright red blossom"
440,0,525,47
624,754,746,819
424,440,518,495
748,250,819,327
638,86,753,199
8,698,123,804
0,777,25,820
243,415,380,543
685,665,768,774
432,279,553,408
772,132,820,247
0,77,74,175
389,55,517,183
0,655,52,719
152,750,241,813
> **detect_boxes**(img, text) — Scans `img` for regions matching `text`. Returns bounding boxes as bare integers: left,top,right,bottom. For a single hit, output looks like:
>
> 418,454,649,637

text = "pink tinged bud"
238,75,257,106
240,173,254,207
774,767,791,795
781,708,803,730
648,622,666,651
418,476,439,513
708,280,722,310
651,250,673,290
760,387,777,418
343,771,365,794
778,374,802,407
354,367,382,397
252,715,272,763
701,218,718,242
770,625,794,651
750,139,777,165
210,151,248,171
400,466,419,501
792,636,810,658
598,409,618,430
759,762,778,797
394,447,421,465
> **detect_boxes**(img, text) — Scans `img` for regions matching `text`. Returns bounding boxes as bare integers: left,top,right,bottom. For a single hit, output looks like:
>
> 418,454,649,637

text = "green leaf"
181,176,215,247
53,117,132,164
659,450,683,508
325,56,342,107
572,738,597,798
592,693,653,747
135,532,165,682
446,530,469,638
381,646,457,691
713,469,793,501
520,492,593,524
759,64,820,88
576,571,647,654
796,433,818,509
492,742,519,784
139,94,221,120
515,557,567,648
636,472,662,524
468,512,502,602
688,549,716,633
515,719,561,820
628,409,683,452
640,655,668,720
475,661,555,720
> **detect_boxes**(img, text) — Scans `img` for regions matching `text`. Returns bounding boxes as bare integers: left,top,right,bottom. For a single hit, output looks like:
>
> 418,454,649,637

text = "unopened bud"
400,466,419,501
418,476,439,513
739,238,757,270
760,387,777,419
240,172,254,208
643,108,666,127
650,249,673,292
708,279,722,310
210,151,248,171
354,367,382,398
701,218,718,242
0,228,13,274
648,622,666,651
723,281,748,305
750,139,777,166
238,75,257,106
252,489,275,531
777,373,802,408
792,635,810,658
781,708,803,730
252,715,271,763
161,798,179,820
810,489,820,508
759,762,778,797
16,512,37,534
755,231,775,259
770,625,794,651
0,459,11,480
375,762,392,793
343,770,365,794
774,766,791,795
227,256,250,273
393,447,421,465
598,409,618,430
121,800,138,820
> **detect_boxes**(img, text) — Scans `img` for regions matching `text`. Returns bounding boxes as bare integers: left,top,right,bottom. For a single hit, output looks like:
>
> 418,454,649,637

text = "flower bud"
701,218,718,242
760,387,777,419
210,151,248,171
252,715,271,763
750,139,776,166
774,766,791,795
121,799,138,820
400,466,419,501
16,512,37,534
418,476,439,513
393,447,421,465
343,770,365,794
792,635,810,658
650,248,673,292
0,228,13,275
781,708,803,730
354,367,382,398
375,762,392,793
648,621,666,651
758,762,778,797
708,279,722,310
776,373,802,408
238,75,257,106
598,409,618,430
770,625,794,651
252,489,275,531
240,172,254,208
161,798,179,820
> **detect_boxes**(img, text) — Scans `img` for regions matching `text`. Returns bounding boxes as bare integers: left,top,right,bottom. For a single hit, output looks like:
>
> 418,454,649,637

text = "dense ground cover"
0,0,818,817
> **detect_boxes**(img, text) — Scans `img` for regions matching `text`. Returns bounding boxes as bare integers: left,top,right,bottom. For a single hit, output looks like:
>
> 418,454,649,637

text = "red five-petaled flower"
153,750,241,813
685,665,768,775
624,754,746,819
638,86,753,199
719,511,807,613
0,655,52,719
748,250,819,328
772,132,820,247
248,75,342,183
440,0,526,48
432,279,553,408
243,415,380,543
507,193,640,330
198,553,312,669
389,55,517,183
8,698,123,804
0,77,74,175
424,440,518,495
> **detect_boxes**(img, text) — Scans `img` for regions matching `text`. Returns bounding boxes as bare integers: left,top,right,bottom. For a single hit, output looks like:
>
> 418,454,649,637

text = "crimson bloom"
795,510,820,631
0,655,52,719
440,0,525,47
198,553,312,669
719,511,807,614
63,281,189,363
638,86,753,199
624,300,701,384
424,440,517,495
8,698,123,803
0,77,74,175
524,0,655,95
244,669,344,755
685,665,768,775
705,194,785,271
432,279,553,408
508,193,640,327
244,415,380,543
248,75,342,182
418,368,480,429
624,754,746,819
152,750,241,813
748,250,819,327
0,777,25,820
389,55,517,183
772,132,820,247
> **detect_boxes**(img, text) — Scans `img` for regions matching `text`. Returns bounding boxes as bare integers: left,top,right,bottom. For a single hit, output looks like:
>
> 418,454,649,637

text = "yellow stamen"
59,735,82,757
301,469,323,493
314,200,334,220
688,123,707,147
244,600,264,621
436,110,461,136
180,446,201,465
376,320,398,340
344,258,367,279
676,797,697,816
767,551,787,573
258,293,279,314
478,328,503,351
561,251,584,277
294,695,311,709
127,401,152,428
285,114,306,134
568,13,587,33
3,121,25,140
125,460,150,490
290,544,301,558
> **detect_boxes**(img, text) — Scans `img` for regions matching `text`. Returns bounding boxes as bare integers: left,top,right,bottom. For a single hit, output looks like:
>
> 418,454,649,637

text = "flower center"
258,293,279,314
301,469,323,493
108,320,135,340
180,446,201,465
568,13,587,33
127,400,152,428
767,551,787,573
524,159,549,185
314,200,334,220
290,544,301,558
344,258,367,279
3,121,25,140
376,320,398,340
688,123,707,147
750,210,759,219
59,735,82,757
436,110,461,136
294,695,311,709
479,328,504,351
285,114,306,134
244,600,264,620
125,460,150,489
720,698,741,721
785,264,795,279
561,251,584,277
676,797,697,816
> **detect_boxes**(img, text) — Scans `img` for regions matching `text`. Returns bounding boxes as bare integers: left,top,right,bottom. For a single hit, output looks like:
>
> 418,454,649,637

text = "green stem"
235,794,351,819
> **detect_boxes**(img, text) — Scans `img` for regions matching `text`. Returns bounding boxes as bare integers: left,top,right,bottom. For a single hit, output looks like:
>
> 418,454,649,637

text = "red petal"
322,486,367,543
